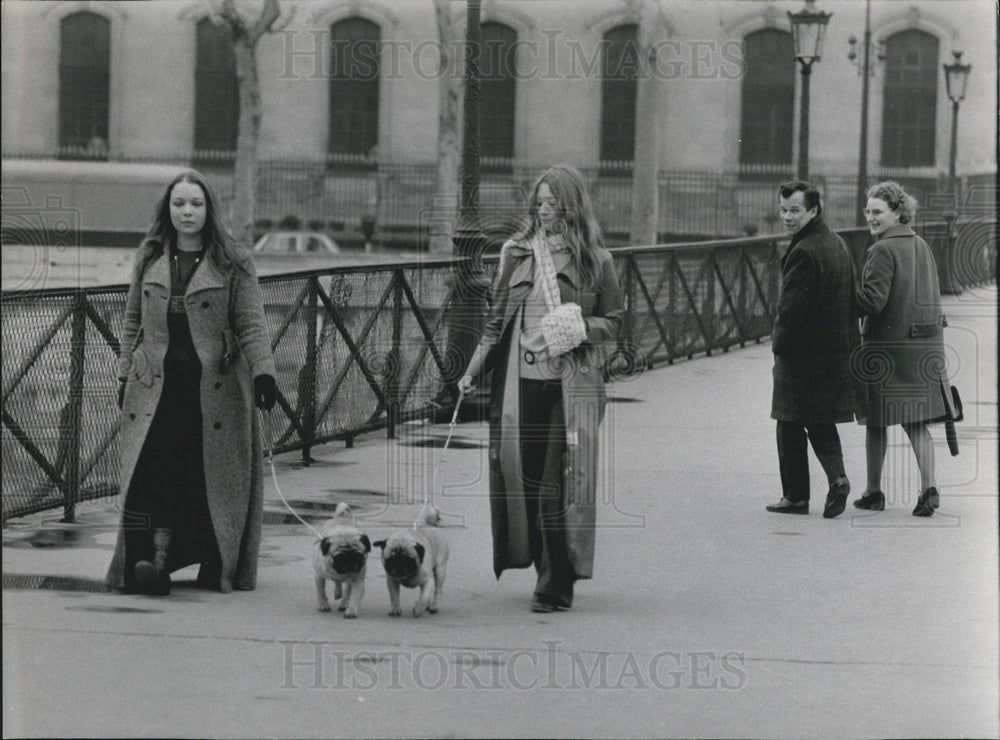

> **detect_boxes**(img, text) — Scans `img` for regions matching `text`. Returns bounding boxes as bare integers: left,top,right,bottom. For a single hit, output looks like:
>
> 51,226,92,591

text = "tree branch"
269,3,296,34
218,0,248,37
248,0,281,40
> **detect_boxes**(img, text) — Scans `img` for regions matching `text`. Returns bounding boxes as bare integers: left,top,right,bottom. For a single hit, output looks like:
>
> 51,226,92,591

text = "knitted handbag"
531,233,587,357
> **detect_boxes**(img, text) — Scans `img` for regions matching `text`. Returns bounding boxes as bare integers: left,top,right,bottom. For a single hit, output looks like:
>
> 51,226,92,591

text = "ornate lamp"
787,0,832,179
943,51,972,200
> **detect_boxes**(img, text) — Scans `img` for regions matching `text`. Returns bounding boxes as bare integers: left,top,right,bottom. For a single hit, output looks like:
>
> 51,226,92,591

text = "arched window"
881,30,939,167
600,24,639,163
739,29,794,174
328,18,380,160
194,18,238,163
480,21,518,168
59,12,110,158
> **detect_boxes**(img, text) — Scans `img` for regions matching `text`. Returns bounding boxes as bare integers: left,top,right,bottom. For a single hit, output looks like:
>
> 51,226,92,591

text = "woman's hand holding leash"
254,374,277,411
457,374,476,396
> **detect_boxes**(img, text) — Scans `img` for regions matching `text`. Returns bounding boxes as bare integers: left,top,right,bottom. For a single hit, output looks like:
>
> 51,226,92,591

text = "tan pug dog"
373,505,449,617
313,502,370,619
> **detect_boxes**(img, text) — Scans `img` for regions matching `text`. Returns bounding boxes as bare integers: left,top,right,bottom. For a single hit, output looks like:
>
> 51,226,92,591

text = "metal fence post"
667,251,677,364
623,252,636,365
59,292,87,522
705,251,717,355
300,276,319,462
386,270,403,439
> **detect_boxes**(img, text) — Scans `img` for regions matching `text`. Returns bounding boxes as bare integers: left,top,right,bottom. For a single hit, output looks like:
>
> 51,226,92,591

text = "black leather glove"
117,380,127,410
253,374,277,412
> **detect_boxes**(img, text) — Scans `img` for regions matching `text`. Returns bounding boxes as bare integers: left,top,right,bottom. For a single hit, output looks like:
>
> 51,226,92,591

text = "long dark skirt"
519,377,576,608
121,358,220,589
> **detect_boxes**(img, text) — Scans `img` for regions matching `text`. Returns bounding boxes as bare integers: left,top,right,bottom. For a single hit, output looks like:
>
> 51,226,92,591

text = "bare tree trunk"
629,3,661,247
216,0,285,246
231,40,260,246
430,0,464,254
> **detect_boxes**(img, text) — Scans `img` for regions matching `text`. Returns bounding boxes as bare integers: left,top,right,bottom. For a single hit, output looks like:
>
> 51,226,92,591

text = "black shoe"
823,477,850,519
913,487,940,517
530,595,569,613
530,597,557,613
133,562,171,595
853,490,885,511
765,498,808,514
196,562,222,591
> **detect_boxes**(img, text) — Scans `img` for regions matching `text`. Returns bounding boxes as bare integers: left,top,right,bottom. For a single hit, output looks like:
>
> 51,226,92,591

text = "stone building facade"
1,0,995,241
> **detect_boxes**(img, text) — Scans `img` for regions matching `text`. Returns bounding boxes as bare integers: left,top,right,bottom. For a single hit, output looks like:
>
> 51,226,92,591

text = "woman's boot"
134,528,172,595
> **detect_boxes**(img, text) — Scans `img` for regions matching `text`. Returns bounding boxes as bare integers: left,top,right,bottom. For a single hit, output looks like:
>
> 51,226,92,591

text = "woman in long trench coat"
459,164,623,613
106,170,277,594
854,181,948,517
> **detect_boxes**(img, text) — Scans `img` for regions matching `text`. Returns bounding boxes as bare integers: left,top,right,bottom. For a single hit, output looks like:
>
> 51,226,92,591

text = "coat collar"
142,252,227,294
788,216,828,250
503,238,582,289
878,223,915,240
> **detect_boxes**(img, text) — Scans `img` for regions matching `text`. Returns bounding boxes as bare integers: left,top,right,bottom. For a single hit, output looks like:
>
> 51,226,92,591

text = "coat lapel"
185,257,227,297
144,254,170,287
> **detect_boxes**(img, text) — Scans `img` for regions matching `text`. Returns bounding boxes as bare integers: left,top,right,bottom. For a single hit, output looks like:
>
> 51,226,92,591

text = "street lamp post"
788,0,831,181
943,51,972,202
940,50,972,294
848,0,885,226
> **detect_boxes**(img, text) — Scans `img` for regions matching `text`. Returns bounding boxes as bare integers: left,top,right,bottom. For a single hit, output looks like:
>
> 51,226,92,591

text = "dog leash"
258,390,464,536
258,409,323,541
415,389,465,529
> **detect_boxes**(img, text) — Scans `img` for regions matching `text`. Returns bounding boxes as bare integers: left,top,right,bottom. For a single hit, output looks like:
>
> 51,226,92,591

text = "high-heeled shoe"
852,490,885,511
913,487,940,517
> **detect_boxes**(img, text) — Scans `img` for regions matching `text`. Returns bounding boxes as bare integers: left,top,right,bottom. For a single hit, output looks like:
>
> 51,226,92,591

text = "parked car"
252,231,341,255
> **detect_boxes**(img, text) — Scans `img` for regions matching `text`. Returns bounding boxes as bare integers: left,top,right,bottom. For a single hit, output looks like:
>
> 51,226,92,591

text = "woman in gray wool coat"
106,170,277,595
854,181,948,517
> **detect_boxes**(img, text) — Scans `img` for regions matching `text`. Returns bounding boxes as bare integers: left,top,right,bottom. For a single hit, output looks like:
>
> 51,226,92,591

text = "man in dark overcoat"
766,181,863,518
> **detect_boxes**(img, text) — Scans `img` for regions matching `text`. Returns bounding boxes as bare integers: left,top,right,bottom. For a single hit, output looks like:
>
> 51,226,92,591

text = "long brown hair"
132,169,250,280
517,164,604,289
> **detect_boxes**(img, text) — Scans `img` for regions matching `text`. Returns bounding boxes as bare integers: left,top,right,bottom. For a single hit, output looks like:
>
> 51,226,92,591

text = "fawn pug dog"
313,502,370,618
373,505,450,617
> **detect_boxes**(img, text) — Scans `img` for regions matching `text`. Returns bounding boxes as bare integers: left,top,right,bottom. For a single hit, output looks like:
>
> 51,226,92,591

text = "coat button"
202,301,210,309
214,382,222,390
580,366,588,373
214,422,222,430
129,413,135,420
143,289,149,297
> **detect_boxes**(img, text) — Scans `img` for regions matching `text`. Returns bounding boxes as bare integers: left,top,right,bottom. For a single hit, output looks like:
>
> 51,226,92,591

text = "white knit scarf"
528,231,563,311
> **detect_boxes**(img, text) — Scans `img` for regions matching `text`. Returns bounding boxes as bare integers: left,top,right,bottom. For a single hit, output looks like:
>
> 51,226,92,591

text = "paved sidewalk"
3,287,997,738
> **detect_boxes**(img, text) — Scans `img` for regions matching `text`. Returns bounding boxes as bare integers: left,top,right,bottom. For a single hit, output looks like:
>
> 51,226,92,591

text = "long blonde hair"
517,164,604,289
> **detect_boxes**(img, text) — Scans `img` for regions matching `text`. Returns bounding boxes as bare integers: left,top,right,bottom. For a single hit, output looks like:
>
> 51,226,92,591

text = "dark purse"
218,265,239,375
940,381,964,457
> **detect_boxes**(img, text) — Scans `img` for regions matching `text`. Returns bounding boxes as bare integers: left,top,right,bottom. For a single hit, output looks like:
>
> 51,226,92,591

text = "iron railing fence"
5,150,994,244
2,222,994,520
1,258,460,521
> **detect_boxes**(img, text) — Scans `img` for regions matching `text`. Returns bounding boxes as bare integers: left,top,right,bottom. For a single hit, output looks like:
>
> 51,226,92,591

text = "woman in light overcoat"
459,164,623,613
106,170,277,594
854,181,947,517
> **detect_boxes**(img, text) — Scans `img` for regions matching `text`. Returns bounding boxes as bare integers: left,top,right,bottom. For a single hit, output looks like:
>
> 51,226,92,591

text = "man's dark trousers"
776,421,846,503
